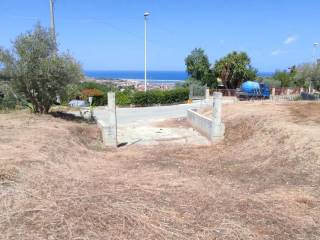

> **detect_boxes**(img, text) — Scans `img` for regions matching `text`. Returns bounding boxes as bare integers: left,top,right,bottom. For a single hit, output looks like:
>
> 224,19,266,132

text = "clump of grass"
0,165,18,183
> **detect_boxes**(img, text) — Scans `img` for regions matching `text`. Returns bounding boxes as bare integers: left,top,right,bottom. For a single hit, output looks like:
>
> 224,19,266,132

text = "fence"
209,89,237,96
189,84,206,100
271,94,300,101
209,87,305,97
274,87,302,95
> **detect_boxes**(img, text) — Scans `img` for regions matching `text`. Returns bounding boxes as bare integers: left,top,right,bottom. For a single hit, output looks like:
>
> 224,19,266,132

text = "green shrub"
61,83,189,107
116,90,133,106
131,91,147,106
0,81,20,111
131,88,189,106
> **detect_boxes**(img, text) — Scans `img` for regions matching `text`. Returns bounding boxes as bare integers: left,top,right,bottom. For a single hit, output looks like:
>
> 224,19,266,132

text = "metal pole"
314,43,318,64
310,43,319,93
49,0,56,44
144,12,150,92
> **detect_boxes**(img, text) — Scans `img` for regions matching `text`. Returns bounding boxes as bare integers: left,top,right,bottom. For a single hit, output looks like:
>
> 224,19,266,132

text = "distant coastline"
85,70,274,83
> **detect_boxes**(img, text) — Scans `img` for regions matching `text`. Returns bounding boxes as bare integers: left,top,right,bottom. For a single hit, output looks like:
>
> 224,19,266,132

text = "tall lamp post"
144,12,150,92
49,0,56,44
313,43,319,64
309,43,319,93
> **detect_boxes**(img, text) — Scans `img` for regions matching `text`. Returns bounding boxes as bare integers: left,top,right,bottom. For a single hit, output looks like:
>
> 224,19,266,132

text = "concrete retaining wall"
187,109,212,139
187,92,225,142
97,119,109,145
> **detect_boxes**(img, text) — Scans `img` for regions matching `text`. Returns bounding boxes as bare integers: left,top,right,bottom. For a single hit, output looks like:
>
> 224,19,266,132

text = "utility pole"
313,43,319,64
49,0,56,44
144,12,150,92
310,43,319,93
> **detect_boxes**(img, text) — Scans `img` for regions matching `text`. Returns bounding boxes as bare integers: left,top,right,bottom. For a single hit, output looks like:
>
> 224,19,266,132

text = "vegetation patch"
0,165,18,183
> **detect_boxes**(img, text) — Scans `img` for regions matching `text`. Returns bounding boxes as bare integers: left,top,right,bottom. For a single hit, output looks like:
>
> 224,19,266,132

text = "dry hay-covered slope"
0,103,320,240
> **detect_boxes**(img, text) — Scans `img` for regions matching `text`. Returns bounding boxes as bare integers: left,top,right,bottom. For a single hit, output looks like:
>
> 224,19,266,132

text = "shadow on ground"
50,111,96,124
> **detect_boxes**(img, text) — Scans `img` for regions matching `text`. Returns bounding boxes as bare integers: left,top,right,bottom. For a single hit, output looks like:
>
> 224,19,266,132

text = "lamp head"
144,12,150,17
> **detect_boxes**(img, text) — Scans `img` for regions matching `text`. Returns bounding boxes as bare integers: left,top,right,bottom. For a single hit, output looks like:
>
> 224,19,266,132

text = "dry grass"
0,102,320,239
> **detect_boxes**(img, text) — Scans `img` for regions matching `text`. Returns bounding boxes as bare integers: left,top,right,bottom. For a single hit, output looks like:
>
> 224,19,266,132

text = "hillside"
0,102,319,240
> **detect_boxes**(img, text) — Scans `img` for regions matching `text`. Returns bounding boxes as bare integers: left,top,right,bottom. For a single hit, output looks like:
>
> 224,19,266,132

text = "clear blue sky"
0,0,319,72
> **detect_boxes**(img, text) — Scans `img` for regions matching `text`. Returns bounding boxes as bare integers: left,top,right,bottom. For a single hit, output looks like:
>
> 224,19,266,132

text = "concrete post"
105,92,118,147
211,92,225,142
286,88,291,96
189,85,193,100
271,88,276,101
300,87,304,93
205,88,210,100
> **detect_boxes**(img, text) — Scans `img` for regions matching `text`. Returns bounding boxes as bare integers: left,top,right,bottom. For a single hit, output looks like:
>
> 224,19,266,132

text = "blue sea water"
85,70,188,84
85,70,274,84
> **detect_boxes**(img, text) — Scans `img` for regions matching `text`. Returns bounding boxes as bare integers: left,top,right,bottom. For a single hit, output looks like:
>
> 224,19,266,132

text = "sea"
85,70,273,84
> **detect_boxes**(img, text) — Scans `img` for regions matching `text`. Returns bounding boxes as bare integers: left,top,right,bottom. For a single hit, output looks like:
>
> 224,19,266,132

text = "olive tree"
213,51,257,89
294,63,320,90
0,24,83,113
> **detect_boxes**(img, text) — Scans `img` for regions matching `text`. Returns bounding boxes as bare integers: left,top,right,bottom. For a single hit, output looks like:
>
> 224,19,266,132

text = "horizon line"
84,69,275,73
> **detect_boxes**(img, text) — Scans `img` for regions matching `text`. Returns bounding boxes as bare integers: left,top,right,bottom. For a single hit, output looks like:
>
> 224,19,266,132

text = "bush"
61,84,189,107
116,90,133,106
131,88,189,106
0,81,25,111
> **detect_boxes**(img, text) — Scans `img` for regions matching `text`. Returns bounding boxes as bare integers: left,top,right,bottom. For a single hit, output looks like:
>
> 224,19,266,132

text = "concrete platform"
117,124,210,146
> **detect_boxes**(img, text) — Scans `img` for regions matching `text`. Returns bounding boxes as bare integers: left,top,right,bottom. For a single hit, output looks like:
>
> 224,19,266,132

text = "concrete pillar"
271,88,276,101
205,88,210,100
300,87,304,93
286,88,291,95
189,85,193,100
104,92,118,147
211,92,225,142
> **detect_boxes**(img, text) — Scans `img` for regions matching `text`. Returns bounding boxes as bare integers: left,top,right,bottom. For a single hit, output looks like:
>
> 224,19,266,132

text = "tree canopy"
212,51,257,89
273,66,297,88
184,48,216,87
0,24,83,113
294,63,320,90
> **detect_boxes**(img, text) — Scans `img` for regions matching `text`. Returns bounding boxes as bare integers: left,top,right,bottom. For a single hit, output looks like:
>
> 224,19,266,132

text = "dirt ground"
0,102,320,240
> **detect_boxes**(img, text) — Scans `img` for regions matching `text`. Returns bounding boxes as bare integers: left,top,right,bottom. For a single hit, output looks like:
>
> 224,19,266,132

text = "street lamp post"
313,43,319,64
144,12,150,92
309,43,319,93
49,0,56,44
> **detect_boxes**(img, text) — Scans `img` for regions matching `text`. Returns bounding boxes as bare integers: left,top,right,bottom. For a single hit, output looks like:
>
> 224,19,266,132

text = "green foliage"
162,88,189,104
213,51,257,89
116,90,133,106
131,88,189,106
294,63,320,89
183,77,204,87
79,82,115,106
185,48,216,87
0,24,83,113
273,70,294,87
61,81,115,106
61,84,82,104
0,81,24,111
61,82,189,107
262,77,281,88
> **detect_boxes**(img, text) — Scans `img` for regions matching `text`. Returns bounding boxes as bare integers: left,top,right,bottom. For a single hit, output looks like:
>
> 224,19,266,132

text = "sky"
0,0,320,72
